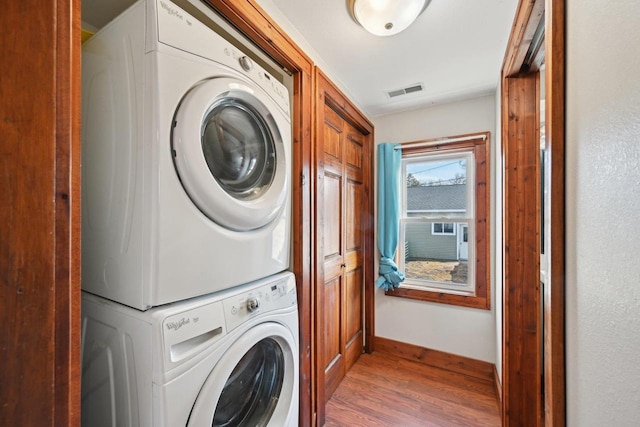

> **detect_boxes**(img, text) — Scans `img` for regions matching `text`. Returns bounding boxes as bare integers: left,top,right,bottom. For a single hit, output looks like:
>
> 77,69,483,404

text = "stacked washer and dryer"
80,0,298,425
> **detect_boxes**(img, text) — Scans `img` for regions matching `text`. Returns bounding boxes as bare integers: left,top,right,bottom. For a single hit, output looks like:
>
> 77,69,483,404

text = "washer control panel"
223,274,296,332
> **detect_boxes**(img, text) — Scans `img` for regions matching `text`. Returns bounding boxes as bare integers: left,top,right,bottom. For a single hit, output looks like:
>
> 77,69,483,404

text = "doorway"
500,0,565,424
458,224,469,261
313,68,375,426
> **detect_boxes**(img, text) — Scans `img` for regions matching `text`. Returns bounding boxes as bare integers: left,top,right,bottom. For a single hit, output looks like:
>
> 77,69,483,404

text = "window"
431,222,455,235
386,133,490,310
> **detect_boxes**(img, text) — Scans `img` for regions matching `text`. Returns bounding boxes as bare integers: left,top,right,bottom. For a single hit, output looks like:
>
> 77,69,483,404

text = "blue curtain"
376,143,405,291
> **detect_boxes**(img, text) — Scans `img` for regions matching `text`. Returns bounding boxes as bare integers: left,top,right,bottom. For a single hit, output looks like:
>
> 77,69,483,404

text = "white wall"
254,0,363,112
566,1,640,425
374,95,497,363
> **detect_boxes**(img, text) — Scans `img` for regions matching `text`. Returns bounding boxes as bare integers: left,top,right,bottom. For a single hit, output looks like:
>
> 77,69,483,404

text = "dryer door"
172,77,290,231
187,322,298,427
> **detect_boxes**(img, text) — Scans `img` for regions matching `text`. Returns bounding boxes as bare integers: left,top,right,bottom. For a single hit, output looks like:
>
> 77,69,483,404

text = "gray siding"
405,222,457,261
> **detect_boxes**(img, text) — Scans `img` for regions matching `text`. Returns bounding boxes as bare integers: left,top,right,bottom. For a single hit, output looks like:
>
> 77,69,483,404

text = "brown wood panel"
345,133,363,171
323,107,343,162
323,174,342,258
345,180,362,252
326,352,500,427
324,275,345,403
325,359,345,406
343,250,363,270
324,277,342,370
344,267,363,345
544,0,566,425
501,73,543,426
373,336,495,383
343,330,363,373
0,0,81,425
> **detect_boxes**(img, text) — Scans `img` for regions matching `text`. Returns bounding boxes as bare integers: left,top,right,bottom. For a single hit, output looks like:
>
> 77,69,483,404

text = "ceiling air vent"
386,83,424,99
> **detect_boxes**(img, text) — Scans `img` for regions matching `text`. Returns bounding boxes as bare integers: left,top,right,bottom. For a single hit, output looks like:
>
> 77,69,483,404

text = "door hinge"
301,172,307,186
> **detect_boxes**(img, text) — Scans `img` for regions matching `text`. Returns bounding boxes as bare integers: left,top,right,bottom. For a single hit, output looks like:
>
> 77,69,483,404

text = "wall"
566,1,640,425
374,95,497,363
254,0,362,111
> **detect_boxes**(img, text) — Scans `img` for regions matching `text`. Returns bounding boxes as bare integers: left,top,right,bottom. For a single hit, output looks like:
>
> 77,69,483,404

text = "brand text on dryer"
166,318,190,331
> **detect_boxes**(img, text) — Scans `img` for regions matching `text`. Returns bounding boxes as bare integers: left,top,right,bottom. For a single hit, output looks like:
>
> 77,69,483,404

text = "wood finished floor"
325,352,501,427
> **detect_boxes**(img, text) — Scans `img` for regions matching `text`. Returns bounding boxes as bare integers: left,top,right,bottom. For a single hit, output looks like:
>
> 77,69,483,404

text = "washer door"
172,77,288,231
188,322,297,427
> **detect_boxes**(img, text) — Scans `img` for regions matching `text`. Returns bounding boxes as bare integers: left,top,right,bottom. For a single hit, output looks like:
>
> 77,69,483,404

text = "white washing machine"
81,0,292,310
81,271,299,426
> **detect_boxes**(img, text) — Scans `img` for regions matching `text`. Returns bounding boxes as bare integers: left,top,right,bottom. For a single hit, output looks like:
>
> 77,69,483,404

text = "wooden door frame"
501,0,565,425
1,0,81,424
202,1,317,425
313,67,375,426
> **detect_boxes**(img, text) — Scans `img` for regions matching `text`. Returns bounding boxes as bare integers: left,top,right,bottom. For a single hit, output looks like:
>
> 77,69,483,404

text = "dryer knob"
239,56,253,72
247,296,260,312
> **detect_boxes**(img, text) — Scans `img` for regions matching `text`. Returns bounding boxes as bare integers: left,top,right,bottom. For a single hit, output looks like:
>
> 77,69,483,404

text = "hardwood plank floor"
325,352,500,426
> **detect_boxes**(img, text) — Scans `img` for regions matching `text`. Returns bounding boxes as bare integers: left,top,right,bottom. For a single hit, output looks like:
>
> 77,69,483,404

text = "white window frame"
399,150,476,295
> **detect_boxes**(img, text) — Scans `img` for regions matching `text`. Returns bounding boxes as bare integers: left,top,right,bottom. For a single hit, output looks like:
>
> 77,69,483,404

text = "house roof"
407,184,467,211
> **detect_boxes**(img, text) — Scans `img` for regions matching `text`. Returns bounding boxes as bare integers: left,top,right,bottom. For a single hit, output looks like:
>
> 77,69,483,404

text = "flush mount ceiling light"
349,0,431,37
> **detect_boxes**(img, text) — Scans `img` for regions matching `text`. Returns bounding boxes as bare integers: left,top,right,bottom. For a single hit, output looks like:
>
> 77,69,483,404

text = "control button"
247,296,260,312
231,306,237,315
224,48,230,57
239,56,253,72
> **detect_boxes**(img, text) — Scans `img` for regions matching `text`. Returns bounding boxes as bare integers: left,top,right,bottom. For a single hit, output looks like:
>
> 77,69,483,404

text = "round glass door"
202,98,276,202
187,323,297,427
212,338,284,427
172,77,290,231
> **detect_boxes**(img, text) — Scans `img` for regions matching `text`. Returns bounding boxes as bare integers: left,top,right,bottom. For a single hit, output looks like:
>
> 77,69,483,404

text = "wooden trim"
203,2,315,425
502,70,542,427
543,0,566,424
55,0,82,425
0,0,80,424
502,0,545,77
494,364,503,413
314,68,374,135
385,132,491,311
205,0,313,74
373,336,494,383
501,0,565,425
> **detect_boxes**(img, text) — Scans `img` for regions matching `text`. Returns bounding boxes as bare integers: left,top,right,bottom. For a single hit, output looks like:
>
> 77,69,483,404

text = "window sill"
384,286,491,310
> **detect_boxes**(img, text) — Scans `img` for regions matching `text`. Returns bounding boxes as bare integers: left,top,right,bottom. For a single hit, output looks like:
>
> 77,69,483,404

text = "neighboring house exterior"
405,184,468,261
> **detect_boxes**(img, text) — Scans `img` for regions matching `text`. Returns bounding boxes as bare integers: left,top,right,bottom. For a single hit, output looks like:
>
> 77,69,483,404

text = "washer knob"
247,296,260,312
239,56,253,72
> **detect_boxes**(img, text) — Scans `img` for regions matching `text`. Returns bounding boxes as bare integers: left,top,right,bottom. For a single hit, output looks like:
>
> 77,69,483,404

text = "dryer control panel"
223,274,296,332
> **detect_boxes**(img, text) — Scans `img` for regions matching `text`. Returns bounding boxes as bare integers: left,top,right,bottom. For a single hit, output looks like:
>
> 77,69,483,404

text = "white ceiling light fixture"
349,0,431,37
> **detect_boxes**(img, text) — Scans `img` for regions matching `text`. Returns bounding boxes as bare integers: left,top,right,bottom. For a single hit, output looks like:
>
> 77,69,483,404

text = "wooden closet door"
318,104,365,402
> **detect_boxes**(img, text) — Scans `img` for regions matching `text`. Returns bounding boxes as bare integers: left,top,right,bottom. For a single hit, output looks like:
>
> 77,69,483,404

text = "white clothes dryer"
81,271,299,427
81,0,292,309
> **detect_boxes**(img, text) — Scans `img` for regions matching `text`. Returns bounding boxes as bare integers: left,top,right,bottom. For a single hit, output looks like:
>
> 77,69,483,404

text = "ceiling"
83,0,519,117
262,0,519,116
